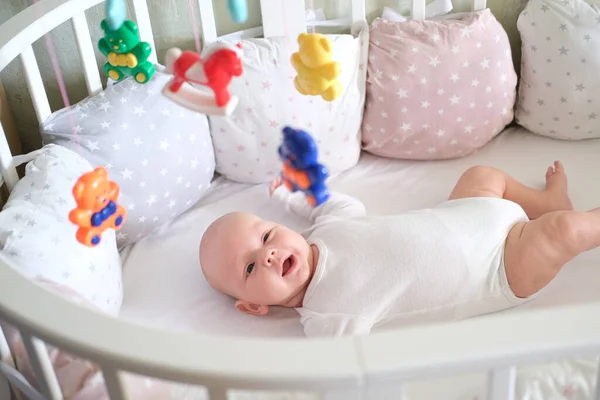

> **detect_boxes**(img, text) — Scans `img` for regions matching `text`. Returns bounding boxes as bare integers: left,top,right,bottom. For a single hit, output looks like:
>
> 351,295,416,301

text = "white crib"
0,0,600,399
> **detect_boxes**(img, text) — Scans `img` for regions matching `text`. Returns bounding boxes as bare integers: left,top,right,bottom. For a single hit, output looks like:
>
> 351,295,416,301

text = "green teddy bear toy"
98,19,155,84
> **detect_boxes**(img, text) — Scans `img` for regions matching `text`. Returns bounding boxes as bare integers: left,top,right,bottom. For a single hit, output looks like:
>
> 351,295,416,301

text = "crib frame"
0,0,600,399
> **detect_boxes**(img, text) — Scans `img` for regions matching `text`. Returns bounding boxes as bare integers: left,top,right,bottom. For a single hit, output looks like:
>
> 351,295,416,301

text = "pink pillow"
361,9,517,160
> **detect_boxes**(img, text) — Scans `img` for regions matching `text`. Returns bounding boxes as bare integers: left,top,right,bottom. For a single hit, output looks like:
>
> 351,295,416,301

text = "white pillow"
515,0,600,139
0,144,122,315
207,28,368,183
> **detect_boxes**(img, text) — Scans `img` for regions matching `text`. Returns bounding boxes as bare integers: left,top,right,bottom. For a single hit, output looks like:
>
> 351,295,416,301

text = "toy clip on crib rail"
0,0,600,400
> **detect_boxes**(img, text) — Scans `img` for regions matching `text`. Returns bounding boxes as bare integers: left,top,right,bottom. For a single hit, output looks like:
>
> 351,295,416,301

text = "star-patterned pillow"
41,70,216,247
361,9,518,160
0,144,122,315
515,0,600,140
207,29,368,183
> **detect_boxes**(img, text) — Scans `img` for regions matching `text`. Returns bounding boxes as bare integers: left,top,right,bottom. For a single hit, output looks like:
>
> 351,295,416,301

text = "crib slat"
260,0,305,38
411,0,426,20
487,367,516,400
0,325,10,363
198,0,218,45
0,324,14,399
0,371,10,400
20,332,63,400
0,123,18,191
101,367,128,400
130,0,157,64
350,0,366,34
19,46,51,125
0,359,46,400
351,0,366,21
71,12,102,96
595,358,600,400
472,0,487,11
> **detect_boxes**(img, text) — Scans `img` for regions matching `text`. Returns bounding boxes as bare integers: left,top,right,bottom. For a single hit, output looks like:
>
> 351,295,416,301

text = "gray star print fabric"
0,144,122,315
41,71,216,247
515,0,600,139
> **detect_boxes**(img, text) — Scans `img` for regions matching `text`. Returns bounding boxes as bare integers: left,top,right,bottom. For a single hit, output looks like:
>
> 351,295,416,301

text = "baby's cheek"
253,276,278,297
261,278,291,301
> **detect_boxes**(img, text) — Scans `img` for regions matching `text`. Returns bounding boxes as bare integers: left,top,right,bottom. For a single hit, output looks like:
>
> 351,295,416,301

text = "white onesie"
272,188,531,338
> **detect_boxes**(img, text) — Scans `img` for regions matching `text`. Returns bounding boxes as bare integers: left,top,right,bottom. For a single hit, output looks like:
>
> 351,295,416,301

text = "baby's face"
201,212,316,313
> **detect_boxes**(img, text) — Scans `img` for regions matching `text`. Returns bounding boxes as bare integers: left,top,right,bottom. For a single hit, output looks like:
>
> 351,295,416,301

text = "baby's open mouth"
282,255,295,277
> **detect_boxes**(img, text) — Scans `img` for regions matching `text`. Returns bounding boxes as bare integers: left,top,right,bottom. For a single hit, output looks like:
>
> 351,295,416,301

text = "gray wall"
0,0,527,153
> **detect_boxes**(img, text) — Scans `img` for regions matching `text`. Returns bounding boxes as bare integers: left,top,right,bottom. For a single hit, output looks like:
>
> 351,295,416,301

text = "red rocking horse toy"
162,42,243,115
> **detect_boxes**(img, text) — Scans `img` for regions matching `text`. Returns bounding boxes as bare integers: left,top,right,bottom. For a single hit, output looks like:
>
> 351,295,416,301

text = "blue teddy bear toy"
278,126,330,207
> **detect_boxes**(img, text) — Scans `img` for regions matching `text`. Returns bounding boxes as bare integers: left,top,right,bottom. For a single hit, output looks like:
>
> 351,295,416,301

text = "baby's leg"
448,162,573,219
504,208,600,298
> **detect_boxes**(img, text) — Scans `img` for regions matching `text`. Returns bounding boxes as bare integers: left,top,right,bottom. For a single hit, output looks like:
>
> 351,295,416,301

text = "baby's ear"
235,300,269,316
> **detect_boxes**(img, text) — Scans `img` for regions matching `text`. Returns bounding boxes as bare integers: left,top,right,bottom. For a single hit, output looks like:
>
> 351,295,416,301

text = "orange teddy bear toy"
69,167,126,247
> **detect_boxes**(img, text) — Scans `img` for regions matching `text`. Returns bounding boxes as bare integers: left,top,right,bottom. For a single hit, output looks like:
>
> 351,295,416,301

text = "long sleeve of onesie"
271,186,366,223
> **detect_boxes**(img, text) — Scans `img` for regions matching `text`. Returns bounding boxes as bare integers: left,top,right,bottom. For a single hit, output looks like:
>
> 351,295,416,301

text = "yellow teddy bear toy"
291,33,343,102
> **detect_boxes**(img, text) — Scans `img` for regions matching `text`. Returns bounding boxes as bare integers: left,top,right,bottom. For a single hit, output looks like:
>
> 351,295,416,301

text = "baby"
199,162,600,337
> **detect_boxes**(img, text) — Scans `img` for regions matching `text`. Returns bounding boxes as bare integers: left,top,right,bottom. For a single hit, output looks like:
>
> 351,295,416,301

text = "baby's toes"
553,160,565,174
546,166,555,180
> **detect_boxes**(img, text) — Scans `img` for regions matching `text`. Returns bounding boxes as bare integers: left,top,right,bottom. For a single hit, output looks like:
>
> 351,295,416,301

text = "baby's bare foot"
544,161,573,211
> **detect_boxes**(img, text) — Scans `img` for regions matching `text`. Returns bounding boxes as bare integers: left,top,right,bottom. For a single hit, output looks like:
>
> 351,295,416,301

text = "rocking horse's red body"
164,44,243,109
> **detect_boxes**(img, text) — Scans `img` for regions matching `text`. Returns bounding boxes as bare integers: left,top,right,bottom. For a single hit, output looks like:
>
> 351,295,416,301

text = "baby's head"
200,212,317,316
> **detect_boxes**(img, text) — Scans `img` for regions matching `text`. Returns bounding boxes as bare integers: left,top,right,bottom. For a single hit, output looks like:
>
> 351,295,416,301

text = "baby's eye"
263,230,271,243
246,263,254,276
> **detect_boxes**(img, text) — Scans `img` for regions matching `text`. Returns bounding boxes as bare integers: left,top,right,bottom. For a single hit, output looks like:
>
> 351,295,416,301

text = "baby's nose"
264,249,277,266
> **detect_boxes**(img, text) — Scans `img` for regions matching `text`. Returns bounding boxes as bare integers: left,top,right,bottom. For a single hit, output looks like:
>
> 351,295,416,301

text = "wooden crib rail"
0,254,364,394
0,0,140,124
358,303,600,387
0,0,103,75
1,251,600,399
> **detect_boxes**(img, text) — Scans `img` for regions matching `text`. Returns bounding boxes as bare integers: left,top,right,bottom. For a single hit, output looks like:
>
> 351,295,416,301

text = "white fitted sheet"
118,126,600,399
120,126,600,333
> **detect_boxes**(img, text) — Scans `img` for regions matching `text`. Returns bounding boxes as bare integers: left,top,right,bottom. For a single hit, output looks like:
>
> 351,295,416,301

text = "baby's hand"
269,176,283,196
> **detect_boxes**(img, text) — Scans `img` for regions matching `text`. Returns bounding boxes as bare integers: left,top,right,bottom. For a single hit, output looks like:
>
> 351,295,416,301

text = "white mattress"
119,126,600,399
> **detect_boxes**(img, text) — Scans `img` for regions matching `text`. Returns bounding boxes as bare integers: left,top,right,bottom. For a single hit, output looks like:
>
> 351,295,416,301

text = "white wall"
0,0,527,153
